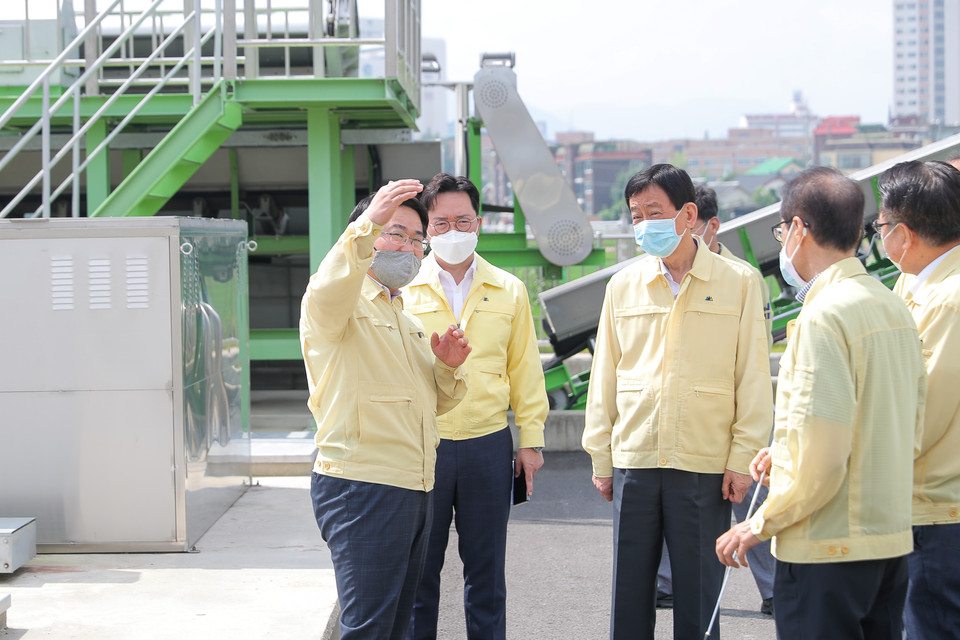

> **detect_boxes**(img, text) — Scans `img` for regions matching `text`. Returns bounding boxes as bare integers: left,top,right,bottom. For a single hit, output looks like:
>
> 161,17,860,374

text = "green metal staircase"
91,80,241,218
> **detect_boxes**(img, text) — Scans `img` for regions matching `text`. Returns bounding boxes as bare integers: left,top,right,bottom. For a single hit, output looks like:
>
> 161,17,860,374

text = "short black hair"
695,185,719,222
420,173,480,215
347,193,375,225
624,164,696,211
347,192,428,234
779,167,864,251
878,160,960,246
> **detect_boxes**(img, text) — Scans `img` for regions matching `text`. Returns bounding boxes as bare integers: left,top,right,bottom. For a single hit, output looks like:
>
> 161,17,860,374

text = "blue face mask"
778,222,808,288
634,208,686,258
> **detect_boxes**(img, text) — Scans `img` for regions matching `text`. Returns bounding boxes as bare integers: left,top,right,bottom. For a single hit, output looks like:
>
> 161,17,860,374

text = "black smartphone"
513,463,528,506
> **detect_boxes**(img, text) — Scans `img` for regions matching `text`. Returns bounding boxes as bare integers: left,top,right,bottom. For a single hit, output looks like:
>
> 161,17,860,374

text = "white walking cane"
704,469,767,639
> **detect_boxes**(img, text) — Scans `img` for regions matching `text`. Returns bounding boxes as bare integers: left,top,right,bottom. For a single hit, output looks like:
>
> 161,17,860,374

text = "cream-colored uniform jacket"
299,213,467,492
403,253,547,449
583,241,773,478
894,247,960,525
750,258,926,563
718,243,773,350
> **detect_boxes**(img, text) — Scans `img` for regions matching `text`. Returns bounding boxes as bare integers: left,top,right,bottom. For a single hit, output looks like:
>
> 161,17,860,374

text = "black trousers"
774,555,908,640
611,468,729,640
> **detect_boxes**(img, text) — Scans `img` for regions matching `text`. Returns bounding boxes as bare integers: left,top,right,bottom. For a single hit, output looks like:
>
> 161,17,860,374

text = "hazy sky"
420,0,893,142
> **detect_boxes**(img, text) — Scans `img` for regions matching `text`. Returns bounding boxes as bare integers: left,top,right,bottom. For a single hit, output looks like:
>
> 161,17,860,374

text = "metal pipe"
283,11,290,77
192,0,202,105
243,0,257,78
23,0,30,62
41,76,51,218
214,0,222,82
454,83,470,178
236,37,383,47
73,85,81,217
223,0,236,80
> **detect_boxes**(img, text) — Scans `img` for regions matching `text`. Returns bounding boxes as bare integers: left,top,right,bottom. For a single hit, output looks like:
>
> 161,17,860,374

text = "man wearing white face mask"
583,164,772,639
300,179,473,640
717,167,925,640
877,160,960,639
402,173,548,640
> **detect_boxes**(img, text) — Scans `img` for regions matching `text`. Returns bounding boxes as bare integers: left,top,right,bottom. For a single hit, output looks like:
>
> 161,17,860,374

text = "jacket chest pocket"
681,301,740,360
613,306,669,353
464,300,515,334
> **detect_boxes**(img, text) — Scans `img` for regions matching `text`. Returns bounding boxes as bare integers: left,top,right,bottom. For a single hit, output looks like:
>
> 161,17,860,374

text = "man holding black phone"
402,173,548,640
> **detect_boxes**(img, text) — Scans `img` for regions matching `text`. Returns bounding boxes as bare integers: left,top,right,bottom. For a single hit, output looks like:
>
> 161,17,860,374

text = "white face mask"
880,224,907,271
778,222,808,289
695,222,716,249
428,230,478,265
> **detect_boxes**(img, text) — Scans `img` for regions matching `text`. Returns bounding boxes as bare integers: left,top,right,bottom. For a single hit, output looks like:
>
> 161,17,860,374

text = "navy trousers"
611,468,729,640
311,473,432,640
657,480,775,601
904,522,960,639
774,556,907,640
407,427,514,640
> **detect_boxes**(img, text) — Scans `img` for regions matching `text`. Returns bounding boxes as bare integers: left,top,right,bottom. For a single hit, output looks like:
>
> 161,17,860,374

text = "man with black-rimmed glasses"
403,173,548,640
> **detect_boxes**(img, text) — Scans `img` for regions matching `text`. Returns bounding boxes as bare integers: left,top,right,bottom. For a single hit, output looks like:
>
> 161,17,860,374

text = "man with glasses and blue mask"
300,179,473,640
656,184,777,617
402,173,548,640
717,167,925,640
583,163,773,639
876,160,960,639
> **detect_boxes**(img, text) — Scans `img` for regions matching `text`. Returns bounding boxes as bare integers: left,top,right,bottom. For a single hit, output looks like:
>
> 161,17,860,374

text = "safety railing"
0,0,220,218
0,0,421,219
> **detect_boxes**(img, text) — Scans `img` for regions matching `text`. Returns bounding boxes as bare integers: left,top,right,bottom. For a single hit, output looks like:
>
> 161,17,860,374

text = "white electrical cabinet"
0,217,251,552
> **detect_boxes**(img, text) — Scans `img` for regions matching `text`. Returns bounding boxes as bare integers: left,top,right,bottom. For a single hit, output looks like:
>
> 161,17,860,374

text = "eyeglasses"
429,217,478,234
380,231,428,252
871,220,894,235
771,218,810,244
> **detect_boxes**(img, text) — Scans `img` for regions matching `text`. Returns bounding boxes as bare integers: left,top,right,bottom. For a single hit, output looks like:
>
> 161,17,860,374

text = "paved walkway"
0,477,338,640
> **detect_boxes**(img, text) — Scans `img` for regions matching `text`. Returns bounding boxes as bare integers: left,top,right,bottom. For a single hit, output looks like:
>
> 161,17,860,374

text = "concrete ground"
0,391,778,640
0,476,337,640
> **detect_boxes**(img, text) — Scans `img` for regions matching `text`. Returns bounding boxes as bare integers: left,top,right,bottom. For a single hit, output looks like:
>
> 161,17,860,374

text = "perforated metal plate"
474,66,593,266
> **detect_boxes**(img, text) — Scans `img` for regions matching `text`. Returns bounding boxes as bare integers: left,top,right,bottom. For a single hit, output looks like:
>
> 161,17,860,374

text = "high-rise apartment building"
893,0,960,128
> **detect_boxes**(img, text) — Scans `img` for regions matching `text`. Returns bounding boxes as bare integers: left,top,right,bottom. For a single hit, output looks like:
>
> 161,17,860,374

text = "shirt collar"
435,254,478,288
364,274,402,303
794,274,819,303
642,238,713,286
910,244,960,294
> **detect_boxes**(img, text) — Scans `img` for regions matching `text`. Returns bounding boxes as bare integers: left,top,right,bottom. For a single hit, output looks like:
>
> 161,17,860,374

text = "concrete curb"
322,601,340,640
0,593,9,631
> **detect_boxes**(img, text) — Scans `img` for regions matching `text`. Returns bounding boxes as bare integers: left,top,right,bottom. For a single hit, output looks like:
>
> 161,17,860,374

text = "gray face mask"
369,249,422,290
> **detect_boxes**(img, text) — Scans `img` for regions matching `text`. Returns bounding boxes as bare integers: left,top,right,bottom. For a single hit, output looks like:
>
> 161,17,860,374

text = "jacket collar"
408,252,508,290
904,244,960,304
640,238,714,286
801,257,867,307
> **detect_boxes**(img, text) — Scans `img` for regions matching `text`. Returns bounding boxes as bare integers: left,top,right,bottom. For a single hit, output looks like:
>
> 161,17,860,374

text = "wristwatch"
532,447,543,453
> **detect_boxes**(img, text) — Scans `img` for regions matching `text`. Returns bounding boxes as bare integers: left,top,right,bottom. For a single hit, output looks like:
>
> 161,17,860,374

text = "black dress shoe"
760,597,774,616
656,591,673,609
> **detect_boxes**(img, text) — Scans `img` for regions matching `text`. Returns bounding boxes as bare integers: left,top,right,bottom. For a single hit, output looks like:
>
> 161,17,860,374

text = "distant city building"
648,127,807,181
819,132,919,173
740,91,818,140
892,0,960,129
553,137,650,217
